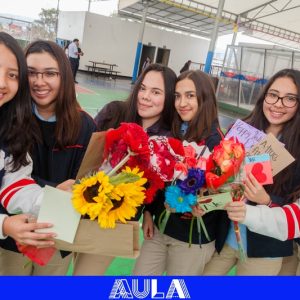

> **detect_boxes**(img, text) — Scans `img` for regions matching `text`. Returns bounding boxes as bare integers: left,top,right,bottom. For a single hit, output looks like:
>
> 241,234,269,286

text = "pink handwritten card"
244,154,273,185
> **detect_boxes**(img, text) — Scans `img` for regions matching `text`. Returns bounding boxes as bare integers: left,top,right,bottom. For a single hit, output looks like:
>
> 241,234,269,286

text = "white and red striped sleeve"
242,199,300,241
0,154,43,216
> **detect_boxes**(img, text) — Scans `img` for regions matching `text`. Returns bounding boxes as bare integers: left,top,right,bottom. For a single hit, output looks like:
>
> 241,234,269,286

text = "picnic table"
86,60,120,79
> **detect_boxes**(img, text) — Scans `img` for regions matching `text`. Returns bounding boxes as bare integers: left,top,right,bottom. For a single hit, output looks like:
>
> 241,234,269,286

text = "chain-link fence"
217,44,300,110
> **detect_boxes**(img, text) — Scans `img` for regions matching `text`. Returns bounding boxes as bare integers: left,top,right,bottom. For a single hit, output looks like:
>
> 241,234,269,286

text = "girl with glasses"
0,40,97,275
204,69,300,275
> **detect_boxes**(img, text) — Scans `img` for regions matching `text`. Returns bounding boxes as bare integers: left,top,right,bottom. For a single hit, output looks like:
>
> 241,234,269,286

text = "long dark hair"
244,69,300,199
172,70,219,142
125,63,177,130
25,40,81,148
0,32,35,170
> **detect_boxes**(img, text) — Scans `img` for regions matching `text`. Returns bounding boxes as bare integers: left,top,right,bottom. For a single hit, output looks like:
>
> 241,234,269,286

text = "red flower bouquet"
148,136,184,182
206,138,245,190
205,137,246,260
104,123,150,173
160,141,211,246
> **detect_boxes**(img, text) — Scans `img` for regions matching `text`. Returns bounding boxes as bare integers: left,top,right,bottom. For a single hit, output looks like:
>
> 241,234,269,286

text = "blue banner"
1,276,299,300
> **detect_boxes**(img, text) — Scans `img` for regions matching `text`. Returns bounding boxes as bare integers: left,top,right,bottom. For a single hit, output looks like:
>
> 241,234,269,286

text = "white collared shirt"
68,42,78,58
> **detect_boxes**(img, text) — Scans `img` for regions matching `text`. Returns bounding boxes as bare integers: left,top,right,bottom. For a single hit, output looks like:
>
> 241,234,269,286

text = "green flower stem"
107,151,132,176
189,217,195,247
197,216,210,242
23,259,32,270
158,209,170,234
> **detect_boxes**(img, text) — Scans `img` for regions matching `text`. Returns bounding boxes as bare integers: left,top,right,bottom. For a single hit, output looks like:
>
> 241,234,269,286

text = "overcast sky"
0,0,118,20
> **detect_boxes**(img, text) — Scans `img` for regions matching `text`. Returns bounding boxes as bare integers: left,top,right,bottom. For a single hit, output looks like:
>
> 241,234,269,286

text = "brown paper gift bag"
54,219,140,258
76,131,106,179
70,131,140,258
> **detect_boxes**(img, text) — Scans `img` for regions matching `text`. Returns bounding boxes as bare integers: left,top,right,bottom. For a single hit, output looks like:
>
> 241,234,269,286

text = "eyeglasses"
264,92,299,108
28,70,60,80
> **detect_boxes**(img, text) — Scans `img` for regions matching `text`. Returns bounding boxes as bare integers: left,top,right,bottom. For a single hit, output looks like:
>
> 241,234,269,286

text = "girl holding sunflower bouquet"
133,70,228,275
73,63,177,275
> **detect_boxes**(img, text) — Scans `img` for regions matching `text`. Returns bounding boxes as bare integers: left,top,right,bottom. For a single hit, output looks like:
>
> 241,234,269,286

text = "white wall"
58,11,210,77
57,11,86,42
81,13,138,76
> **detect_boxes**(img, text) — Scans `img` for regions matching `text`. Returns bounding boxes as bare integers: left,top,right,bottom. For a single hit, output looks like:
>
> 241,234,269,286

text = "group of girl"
1,31,300,276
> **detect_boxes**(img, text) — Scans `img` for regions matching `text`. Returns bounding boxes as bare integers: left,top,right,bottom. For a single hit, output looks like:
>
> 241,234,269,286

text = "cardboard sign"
54,220,140,258
37,186,81,243
76,131,106,179
225,119,266,150
244,154,273,185
247,133,295,176
197,192,232,213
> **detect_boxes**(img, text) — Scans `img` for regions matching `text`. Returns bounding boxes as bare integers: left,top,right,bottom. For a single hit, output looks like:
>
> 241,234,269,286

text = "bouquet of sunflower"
72,166,147,228
72,123,151,229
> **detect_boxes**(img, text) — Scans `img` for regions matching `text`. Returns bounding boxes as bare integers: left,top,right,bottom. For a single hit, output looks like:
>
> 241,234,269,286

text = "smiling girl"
75,63,177,275
0,33,56,268
133,70,225,275
206,69,300,275
0,40,97,275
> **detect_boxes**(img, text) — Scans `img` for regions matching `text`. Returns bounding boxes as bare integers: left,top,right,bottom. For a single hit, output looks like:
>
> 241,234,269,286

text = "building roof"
118,0,300,49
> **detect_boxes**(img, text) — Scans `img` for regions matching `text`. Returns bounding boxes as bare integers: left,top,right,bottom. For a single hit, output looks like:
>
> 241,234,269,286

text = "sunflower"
98,183,144,228
98,167,147,228
72,171,114,219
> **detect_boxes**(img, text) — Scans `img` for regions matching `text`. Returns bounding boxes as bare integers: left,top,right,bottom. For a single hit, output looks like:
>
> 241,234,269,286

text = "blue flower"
178,168,205,195
165,185,197,213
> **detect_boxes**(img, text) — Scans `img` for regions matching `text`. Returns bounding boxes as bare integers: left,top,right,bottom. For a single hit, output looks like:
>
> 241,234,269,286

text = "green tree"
31,8,58,41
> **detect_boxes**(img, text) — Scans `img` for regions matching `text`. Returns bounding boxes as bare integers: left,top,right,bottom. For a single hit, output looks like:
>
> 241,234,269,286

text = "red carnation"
104,123,150,172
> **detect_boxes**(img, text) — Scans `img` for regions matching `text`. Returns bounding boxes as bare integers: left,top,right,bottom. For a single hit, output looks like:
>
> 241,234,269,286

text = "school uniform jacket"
244,161,300,257
31,111,97,186
0,111,97,252
0,149,43,216
243,200,300,244
0,148,43,245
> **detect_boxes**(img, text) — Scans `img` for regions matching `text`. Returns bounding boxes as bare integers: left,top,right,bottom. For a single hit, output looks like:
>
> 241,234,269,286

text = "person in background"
64,42,70,57
94,100,127,131
68,38,80,83
180,60,192,73
142,56,151,71
74,47,84,81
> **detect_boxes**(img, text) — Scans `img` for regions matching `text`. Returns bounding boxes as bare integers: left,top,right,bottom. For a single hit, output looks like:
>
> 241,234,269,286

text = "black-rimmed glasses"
264,92,299,108
28,70,60,80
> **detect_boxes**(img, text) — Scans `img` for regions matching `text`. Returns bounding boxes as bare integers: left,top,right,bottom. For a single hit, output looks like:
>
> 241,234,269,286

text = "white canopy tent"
118,0,300,49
